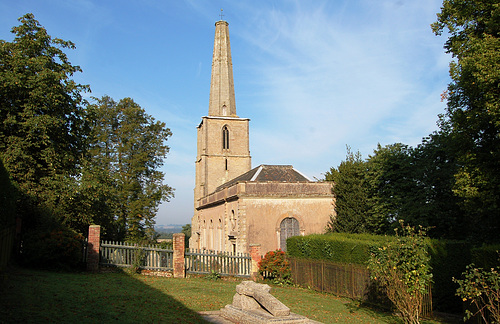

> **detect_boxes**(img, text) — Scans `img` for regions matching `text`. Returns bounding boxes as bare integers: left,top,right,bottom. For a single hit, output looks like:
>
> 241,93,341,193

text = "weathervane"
220,8,224,21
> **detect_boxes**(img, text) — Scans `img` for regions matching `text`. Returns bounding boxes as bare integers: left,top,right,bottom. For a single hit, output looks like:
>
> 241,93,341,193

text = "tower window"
222,126,229,150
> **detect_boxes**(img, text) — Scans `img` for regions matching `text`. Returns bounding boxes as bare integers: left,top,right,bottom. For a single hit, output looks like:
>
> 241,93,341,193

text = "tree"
181,224,191,248
82,96,174,242
0,14,89,228
432,0,500,242
365,143,413,234
409,132,466,239
326,147,374,233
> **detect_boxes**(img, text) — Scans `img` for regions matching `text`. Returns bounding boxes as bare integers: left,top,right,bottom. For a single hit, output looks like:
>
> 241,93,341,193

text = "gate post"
173,233,185,278
249,244,262,280
87,225,101,272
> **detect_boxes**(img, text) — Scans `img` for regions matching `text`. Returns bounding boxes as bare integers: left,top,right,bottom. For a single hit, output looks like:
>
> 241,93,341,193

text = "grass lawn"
0,267,447,323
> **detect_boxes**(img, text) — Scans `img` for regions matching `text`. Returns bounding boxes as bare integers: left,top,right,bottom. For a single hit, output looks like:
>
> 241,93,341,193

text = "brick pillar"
249,244,262,281
87,225,101,272
173,233,185,278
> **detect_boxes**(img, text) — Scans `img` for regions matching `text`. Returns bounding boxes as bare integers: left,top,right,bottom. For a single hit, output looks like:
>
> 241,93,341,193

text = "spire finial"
219,8,224,21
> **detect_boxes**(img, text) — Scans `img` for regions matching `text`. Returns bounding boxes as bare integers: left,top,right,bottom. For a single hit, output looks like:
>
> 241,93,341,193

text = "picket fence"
100,241,174,271
99,241,251,277
185,249,251,277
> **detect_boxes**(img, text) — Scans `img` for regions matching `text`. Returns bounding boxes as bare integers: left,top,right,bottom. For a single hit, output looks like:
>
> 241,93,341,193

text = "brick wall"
87,225,100,272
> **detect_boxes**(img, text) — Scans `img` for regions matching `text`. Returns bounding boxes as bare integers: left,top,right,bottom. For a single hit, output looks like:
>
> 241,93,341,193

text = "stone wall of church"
192,182,335,254
191,199,249,254
194,116,251,205
243,196,334,254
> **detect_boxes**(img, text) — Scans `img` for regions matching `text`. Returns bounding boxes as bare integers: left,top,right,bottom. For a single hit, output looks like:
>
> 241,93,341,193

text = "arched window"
222,126,229,150
279,217,300,251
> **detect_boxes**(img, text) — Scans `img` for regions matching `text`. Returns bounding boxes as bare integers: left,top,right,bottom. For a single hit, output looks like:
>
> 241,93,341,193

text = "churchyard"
0,266,450,324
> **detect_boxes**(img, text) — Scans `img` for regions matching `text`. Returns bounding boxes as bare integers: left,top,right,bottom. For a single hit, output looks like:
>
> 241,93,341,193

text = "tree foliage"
0,13,89,229
325,147,374,234
82,96,174,242
432,0,500,242
0,14,174,246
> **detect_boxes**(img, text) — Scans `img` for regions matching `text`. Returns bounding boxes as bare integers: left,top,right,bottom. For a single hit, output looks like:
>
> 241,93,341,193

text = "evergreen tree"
325,148,373,233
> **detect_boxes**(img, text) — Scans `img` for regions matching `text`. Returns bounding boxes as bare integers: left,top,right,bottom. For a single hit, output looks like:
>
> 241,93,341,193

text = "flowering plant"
453,263,500,323
368,221,432,324
258,249,292,285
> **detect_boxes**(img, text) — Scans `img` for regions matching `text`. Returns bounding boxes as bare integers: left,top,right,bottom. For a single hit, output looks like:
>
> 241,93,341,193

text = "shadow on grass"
0,266,209,323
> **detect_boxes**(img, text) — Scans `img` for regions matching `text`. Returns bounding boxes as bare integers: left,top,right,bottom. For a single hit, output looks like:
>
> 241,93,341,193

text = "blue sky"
1,0,451,226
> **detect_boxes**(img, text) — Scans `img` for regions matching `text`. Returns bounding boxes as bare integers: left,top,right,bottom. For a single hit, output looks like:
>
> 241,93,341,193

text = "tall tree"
365,143,413,234
325,147,374,233
0,14,89,227
83,96,174,241
432,0,500,242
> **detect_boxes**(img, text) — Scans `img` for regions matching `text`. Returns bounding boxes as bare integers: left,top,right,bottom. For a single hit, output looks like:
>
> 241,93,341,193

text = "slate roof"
215,164,311,192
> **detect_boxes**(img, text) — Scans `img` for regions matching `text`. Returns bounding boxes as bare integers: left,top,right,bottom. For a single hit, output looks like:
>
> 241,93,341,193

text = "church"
189,19,334,254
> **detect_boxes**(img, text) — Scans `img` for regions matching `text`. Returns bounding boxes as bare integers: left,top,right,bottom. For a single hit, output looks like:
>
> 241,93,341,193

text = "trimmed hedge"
428,239,472,312
286,233,478,313
470,244,500,269
287,233,394,265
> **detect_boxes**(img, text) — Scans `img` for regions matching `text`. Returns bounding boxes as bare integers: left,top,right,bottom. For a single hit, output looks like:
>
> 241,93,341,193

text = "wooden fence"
99,242,252,277
100,241,173,271
289,257,432,318
185,249,251,277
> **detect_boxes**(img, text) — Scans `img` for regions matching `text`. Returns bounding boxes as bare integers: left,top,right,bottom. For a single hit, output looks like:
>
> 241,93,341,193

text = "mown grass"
0,267,447,323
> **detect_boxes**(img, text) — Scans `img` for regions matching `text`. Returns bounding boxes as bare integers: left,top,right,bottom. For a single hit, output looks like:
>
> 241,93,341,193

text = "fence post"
249,244,262,281
173,233,185,278
87,225,101,272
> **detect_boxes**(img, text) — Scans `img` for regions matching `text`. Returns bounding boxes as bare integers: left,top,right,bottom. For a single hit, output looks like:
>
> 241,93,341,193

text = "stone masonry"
219,281,320,324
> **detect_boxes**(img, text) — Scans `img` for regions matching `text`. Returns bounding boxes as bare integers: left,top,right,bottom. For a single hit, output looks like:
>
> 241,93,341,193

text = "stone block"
235,281,290,317
232,293,261,310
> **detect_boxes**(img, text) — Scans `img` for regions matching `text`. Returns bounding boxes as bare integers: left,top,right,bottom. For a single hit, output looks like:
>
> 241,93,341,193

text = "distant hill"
155,224,184,233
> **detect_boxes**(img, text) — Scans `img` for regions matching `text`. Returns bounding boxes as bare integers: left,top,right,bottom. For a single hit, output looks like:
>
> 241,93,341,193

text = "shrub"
0,158,17,228
258,250,291,285
368,222,433,324
21,226,85,269
454,264,500,323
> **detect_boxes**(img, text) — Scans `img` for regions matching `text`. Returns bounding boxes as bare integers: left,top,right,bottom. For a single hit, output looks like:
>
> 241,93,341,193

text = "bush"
21,226,85,270
368,222,433,324
0,158,18,228
454,264,500,323
258,250,291,285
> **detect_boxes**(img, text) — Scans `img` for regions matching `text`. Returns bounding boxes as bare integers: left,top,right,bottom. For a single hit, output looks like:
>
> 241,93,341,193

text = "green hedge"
287,233,394,265
287,233,476,313
428,239,472,312
470,244,500,269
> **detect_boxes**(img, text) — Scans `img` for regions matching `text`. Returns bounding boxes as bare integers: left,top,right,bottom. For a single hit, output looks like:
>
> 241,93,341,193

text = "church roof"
215,164,311,192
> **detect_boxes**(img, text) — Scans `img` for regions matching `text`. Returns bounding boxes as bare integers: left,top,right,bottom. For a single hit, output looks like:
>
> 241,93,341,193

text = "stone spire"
208,20,237,117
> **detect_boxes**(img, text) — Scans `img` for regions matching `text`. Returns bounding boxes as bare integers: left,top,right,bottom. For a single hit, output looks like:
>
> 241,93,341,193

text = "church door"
279,217,299,251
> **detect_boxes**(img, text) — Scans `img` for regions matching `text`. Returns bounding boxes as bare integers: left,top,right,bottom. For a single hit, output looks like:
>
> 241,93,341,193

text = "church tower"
194,19,251,207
